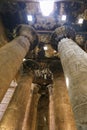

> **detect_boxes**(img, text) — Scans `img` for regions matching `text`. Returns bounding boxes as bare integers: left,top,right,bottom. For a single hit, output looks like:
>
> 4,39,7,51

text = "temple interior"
0,0,87,130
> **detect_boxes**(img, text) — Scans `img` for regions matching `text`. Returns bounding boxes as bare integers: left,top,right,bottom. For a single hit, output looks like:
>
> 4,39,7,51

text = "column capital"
15,24,38,50
51,26,76,51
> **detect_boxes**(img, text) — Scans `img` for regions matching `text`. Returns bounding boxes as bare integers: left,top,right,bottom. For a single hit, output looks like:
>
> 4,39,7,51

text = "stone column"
0,72,33,130
36,94,49,130
0,17,8,47
29,88,40,130
53,73,77,130
22,85,40,130
48,85,55,130
58,38,87,130
0,25,38,102
22,84,35,130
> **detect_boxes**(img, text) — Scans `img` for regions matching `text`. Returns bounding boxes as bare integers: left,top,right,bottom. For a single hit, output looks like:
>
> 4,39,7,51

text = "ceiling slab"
14,0,84,3
0,0,84,4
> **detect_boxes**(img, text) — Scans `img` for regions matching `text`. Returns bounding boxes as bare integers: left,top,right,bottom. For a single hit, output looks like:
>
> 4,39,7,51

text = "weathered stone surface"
15,24,38,50
0,36,29,102
51,26,75,51
53,73,77,130
49,86,56,130
59,38,87,130
0,73,33,130
22,85,40,130
0,25,38,102
36,94,49,130
0,18,8,47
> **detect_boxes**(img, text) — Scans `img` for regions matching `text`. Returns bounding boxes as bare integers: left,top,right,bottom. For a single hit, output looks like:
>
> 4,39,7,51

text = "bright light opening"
40,1,54,16
54,50,57,53
23,58,26,62
27,15,33,21
66,77,69,89
43,46,48,50
61,15,66,21
78,18,84,24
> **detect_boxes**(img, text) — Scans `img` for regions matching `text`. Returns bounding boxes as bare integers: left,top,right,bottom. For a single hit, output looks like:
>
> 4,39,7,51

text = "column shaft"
58,38,87,130
30,91,39,130
22,84,34,130
49,87,55,130
22,86,39,130
36,95,49,130
0,36,30,102
0,73,33,130
53,74,77,130
0,17,8,47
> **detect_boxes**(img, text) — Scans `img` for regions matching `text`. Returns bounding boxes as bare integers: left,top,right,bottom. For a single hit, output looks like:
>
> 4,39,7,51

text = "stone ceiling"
0,0,87,33
0,0,87,74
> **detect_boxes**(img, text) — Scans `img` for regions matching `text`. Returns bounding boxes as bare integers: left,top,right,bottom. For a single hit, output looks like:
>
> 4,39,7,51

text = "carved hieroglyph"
59,38,87,130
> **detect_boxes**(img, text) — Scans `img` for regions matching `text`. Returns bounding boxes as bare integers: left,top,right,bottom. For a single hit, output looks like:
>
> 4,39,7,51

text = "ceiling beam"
0,0,83,4
16,0,83,3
